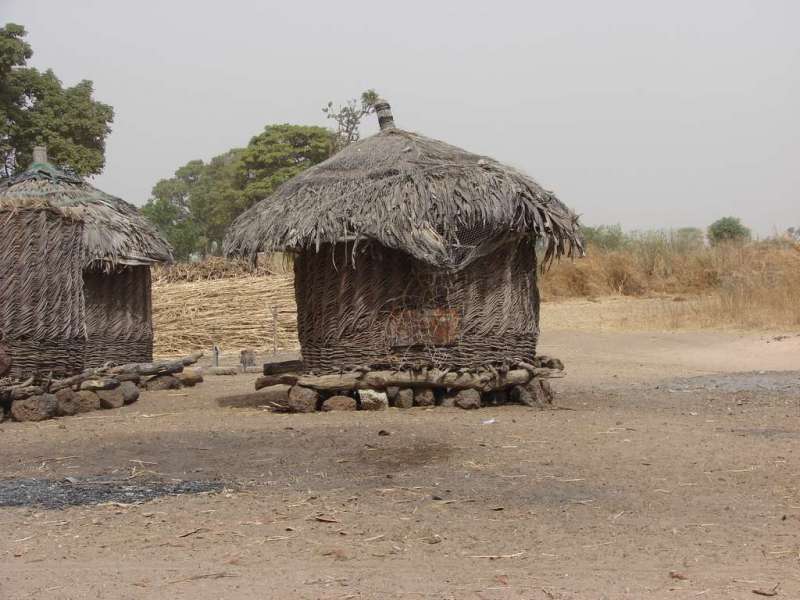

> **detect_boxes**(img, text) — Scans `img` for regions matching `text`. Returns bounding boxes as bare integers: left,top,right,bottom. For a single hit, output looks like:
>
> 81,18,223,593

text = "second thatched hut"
225,101,582,405
0,148,172,379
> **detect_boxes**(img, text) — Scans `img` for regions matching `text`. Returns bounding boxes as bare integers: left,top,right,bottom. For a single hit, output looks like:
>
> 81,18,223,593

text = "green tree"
580,224,627,250
238,124,332,204
323,89,380,151
707,217,751,245
0,23,113,177
142,125,332,259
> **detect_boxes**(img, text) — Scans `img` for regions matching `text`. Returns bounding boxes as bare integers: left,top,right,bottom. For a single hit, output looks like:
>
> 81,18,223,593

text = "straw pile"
152,273,299,355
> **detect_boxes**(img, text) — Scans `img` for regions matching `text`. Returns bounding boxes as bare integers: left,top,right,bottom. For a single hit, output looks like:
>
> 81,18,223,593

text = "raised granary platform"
227,355,564,412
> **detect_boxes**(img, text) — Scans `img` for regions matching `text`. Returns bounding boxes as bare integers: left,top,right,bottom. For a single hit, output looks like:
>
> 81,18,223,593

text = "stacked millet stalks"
0,353,204,422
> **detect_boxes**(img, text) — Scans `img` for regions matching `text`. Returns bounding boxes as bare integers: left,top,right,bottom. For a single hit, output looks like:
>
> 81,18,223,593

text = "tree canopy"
0,23,113,177
708,217,751,245
141,125,332,259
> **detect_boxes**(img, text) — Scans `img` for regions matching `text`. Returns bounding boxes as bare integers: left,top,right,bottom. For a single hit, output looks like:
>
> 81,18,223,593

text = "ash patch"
0,477,225,509
668,371,800,394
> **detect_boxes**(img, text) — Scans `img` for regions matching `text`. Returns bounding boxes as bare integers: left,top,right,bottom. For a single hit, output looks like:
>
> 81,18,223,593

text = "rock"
288,385,318,413
77,390,101,412
544,357,564,370
358,389,388,411
255,373,298,390
439,394,456,408
11,394,57,421
322,395,357,411
208,366,238,376
54,388,80,416
97,386,125,409
176,367,203,387
386,386,400,402
218,384,291,409
511,379,554,407
413,388,435,407
394,388,414,409
454,389,481,410
80,377,120,391
119,381,140,405
144,374,182,391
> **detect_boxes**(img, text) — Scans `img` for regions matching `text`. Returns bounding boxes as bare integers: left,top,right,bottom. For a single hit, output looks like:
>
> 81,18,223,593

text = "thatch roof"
224,101,582,270
0,154,173,268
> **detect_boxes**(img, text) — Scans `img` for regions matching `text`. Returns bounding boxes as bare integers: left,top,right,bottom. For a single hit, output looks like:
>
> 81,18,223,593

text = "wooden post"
271,305,278,355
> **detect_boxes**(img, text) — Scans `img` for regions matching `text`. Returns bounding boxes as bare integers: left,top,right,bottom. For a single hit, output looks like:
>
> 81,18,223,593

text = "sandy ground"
1,322,799,599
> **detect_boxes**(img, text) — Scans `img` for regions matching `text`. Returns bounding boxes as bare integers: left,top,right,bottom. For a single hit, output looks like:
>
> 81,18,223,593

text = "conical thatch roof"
0,152,172,268
224,101,582,269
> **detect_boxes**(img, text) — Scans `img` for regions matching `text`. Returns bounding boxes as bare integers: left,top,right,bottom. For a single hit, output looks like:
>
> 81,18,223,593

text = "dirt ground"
1,324,799,599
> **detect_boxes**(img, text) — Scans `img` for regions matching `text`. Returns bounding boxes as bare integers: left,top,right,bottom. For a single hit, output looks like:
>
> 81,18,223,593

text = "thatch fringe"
224,128,582,269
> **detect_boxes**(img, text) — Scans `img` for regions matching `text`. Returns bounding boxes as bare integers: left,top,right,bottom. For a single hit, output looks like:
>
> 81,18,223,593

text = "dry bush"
542,240,800,329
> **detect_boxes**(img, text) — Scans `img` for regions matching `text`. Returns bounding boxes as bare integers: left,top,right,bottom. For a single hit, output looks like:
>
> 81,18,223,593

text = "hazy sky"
5,0,798,234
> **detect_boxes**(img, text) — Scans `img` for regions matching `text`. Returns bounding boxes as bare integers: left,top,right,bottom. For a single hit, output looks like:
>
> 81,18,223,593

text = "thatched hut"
0,147,172,379
225,101,581,386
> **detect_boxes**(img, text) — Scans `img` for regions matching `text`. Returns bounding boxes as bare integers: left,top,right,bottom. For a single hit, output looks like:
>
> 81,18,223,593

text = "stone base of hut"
0,353,204,423
243,355,564,412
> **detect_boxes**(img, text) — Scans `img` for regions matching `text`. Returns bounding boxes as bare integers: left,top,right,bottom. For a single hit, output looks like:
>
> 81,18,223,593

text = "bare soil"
1,328,799,599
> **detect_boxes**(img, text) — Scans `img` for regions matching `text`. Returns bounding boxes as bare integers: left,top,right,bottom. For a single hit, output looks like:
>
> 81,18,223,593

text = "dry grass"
541,241,800,330
151,241,800,355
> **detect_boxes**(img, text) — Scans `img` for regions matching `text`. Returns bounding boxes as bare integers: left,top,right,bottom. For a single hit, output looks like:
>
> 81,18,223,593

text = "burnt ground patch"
0,476,225,509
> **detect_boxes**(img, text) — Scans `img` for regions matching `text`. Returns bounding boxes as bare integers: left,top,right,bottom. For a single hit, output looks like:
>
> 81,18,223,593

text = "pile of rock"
0,353,204,422
223,356,564,413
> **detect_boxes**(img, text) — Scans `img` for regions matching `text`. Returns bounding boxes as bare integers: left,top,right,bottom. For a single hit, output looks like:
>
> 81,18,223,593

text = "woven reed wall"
294,239,539,373
84,266,153,367
0,210,86,377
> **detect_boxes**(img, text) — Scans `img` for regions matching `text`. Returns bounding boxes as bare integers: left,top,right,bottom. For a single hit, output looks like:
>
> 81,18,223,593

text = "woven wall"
0,210,86,377
83,266,153,367
294,239,540,373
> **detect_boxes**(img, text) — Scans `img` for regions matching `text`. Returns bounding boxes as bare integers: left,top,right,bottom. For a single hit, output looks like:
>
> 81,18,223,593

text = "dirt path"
1,329,799,599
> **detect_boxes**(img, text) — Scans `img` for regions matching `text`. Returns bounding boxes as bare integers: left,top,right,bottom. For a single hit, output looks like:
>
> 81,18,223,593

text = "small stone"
97,386,125,409
542,357,564,370
385,386,400,402
288,385,318,413
144,374,182,391
394,388,414,409
454,389,481,410
176,367,203,387
55,388,80,416
413,388,435,407
10,394,57,421
322,395,357,411
439,394,456,408
119,381,140,405
77,390,101,412
358,389,388,411
80,378,120,391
